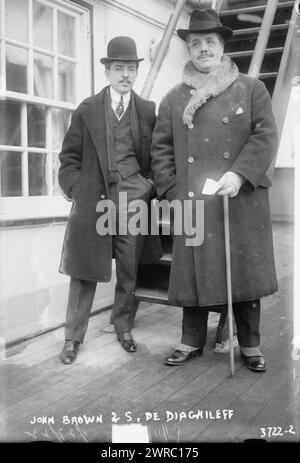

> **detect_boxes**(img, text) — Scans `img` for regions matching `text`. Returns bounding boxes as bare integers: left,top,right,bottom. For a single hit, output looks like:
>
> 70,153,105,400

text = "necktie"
115,96,124,118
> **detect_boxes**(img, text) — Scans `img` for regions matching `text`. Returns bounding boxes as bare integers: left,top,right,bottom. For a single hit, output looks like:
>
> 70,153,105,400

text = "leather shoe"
165,348,203,366
241,353,266,372
117,332,137,353
60,340,80,364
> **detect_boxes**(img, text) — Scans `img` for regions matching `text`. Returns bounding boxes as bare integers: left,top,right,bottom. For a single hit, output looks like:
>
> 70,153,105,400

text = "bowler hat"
100,36,144,64
177,8,233,42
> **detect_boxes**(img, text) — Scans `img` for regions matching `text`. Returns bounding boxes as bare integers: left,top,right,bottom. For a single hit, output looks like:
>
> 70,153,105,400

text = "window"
0,0,91,220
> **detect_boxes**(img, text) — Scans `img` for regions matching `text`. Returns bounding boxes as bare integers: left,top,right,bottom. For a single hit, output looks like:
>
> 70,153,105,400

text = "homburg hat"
177,8,233,42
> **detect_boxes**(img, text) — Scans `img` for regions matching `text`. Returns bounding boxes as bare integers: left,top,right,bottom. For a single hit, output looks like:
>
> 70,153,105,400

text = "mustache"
119,79,131,83
198,52,213,58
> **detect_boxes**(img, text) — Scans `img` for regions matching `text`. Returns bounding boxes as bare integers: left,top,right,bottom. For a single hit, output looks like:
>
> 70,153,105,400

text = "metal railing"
248,0,279,77
140,0,186,99
266,0,300,178
271,1,300,135
211,0,224,12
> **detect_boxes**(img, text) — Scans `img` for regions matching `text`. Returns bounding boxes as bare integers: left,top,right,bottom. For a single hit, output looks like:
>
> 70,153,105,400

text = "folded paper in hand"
201,178,219,195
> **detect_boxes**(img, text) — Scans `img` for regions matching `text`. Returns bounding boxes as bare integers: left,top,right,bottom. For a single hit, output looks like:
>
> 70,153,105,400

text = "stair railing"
248,0,279,77
211,0,224,12
267,0,300,177
140,0,186,99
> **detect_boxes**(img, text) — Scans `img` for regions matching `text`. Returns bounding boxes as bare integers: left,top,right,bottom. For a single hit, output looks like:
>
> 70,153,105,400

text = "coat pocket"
71,172,83,200
228,112,250,125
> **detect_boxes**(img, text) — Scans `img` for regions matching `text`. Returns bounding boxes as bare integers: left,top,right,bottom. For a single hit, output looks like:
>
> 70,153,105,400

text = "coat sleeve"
150,93,176,199
58,108,84,201
230,78,278,190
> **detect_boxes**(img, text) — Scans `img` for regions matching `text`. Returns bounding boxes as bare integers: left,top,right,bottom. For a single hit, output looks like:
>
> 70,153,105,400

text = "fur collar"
182,56,239,125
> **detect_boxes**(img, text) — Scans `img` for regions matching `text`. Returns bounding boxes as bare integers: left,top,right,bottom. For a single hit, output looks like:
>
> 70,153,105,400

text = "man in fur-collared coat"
151,9,278,372
58,37,161,364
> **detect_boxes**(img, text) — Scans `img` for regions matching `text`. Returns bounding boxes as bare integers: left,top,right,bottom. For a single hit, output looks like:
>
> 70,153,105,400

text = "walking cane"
223,195,235,377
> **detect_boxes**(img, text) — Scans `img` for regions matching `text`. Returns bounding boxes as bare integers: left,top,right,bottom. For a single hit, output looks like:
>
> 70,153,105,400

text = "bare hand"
216,171,244,198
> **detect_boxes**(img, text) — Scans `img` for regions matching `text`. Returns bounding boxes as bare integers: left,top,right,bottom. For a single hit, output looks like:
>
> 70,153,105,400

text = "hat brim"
177,26,233,42
100,57,144,64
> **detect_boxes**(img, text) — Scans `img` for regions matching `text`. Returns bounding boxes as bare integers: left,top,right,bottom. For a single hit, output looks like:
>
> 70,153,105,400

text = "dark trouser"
64,172,152,342
109,231,145,333
215,310,237,344
181,299,260,349
65,278,97,343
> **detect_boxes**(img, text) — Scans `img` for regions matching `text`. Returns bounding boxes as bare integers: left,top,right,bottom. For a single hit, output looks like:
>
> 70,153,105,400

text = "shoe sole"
122,347,137,353
165,360,187,366
244,364,266,373
60,355,77,365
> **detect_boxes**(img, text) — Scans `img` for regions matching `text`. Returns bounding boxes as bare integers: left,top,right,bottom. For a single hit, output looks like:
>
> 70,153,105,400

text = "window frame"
0,0,92,223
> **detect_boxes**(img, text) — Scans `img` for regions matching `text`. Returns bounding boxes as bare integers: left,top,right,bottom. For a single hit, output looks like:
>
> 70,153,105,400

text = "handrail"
272,0,299,134
266,0,300,178
248,0,279,77
140,0,186,99
211,0,224,12
220,1,294,16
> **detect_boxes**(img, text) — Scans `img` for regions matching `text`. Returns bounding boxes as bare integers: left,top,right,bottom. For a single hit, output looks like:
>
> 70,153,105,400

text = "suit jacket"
58,86,161,282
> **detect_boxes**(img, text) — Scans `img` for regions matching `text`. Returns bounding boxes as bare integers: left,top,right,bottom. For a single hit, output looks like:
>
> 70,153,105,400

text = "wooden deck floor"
0,222,299,443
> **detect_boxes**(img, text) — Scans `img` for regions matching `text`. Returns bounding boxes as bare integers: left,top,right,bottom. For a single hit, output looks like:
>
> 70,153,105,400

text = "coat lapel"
79,88,152,192
132,92,151,165
133,91,150,138
129,95,141,159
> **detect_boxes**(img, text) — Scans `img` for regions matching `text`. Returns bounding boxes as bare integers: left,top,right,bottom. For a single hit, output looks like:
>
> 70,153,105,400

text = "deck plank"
0,222,296,443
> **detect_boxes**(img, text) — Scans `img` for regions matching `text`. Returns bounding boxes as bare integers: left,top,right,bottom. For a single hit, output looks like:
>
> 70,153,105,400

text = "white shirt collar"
109,86,131,104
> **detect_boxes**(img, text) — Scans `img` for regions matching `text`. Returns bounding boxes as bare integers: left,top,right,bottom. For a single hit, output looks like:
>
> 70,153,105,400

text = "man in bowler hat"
58,36,159,363
151,9,278,372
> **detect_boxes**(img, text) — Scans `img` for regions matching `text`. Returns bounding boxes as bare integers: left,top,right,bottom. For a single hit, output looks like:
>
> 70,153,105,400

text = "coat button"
188,191,194,198
190,89,195,95
188,123,194,129
223,151,230,159
188,157,194,163
100,194,106,199
222,116,229,124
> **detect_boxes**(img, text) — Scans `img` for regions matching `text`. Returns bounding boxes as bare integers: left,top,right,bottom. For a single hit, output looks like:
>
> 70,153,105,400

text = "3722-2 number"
260,425,295,438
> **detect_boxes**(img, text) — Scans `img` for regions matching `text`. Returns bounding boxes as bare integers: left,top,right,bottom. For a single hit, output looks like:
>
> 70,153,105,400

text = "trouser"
64,234,145,341
64,172,153,342
181,299,261,353
215,310,237,344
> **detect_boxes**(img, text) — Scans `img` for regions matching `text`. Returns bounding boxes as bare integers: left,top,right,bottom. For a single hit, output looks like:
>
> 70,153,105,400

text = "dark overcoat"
151,73,278,307
59,86,161,282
